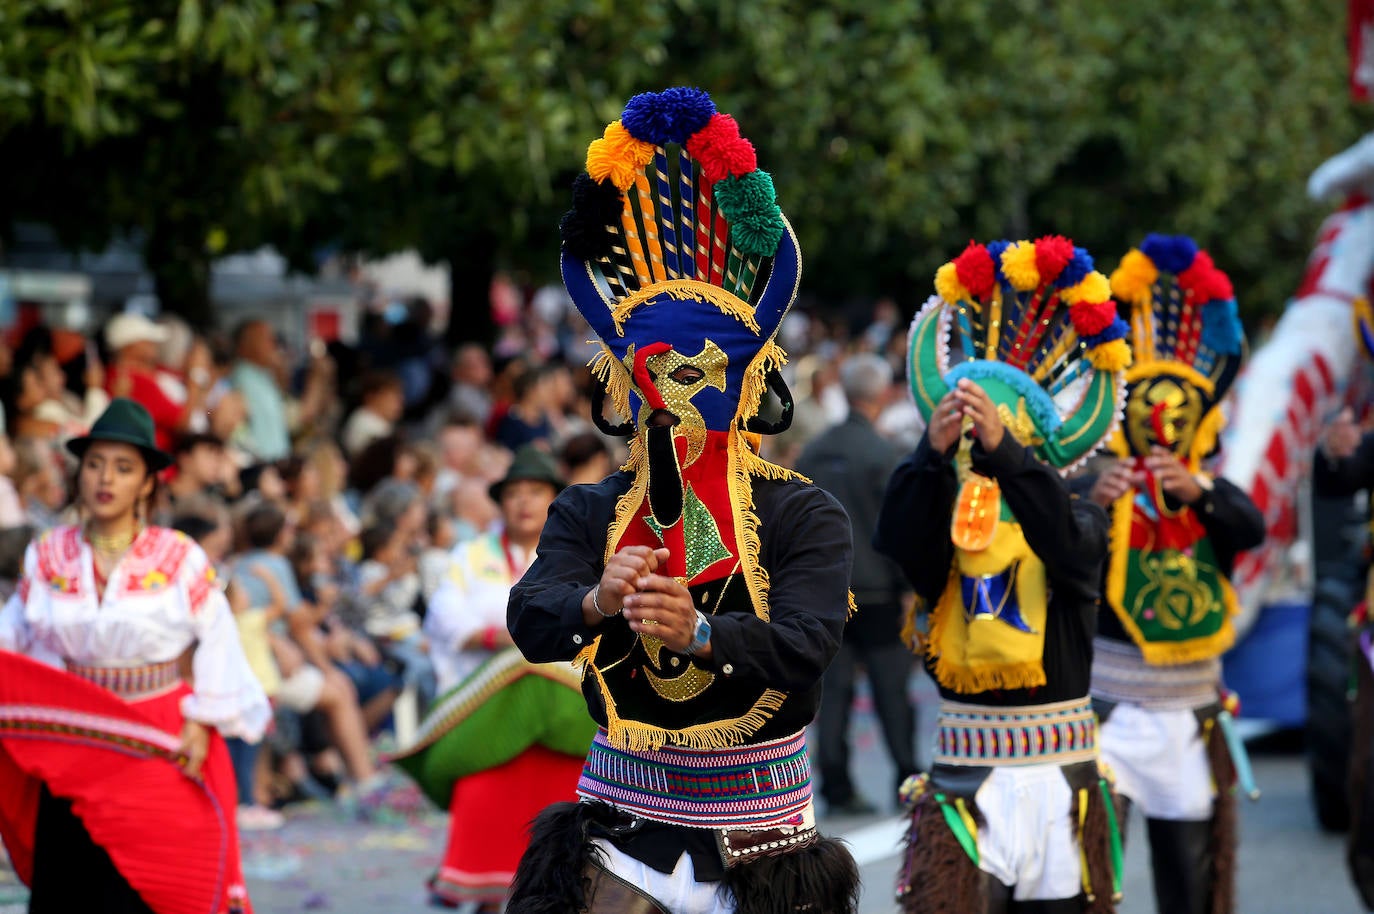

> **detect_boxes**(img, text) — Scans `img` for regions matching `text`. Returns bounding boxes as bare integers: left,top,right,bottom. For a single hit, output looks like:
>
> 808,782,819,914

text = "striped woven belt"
1090,637,1221,711
934,696,1098,767
65,660,181,700
577,729,813,829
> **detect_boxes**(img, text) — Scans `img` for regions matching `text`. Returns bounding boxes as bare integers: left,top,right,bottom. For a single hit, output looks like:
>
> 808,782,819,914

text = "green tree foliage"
0,0,1363,332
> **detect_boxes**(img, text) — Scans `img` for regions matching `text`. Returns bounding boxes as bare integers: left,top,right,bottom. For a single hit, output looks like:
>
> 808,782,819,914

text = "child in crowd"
352,521,435,710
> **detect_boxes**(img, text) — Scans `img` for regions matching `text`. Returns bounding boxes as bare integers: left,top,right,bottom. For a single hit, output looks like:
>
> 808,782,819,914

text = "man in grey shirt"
796,352,918,814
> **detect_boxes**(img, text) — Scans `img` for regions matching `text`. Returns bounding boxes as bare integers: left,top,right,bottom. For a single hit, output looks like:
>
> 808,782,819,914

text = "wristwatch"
1193,473,1215,513
687,610,712,655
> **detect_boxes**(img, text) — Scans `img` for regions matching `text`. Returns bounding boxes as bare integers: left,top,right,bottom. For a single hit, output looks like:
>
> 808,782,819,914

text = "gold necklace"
87,525,140,554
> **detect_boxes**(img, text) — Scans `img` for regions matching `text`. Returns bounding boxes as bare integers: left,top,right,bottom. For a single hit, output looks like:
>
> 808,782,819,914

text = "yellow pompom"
1061,271,1112,306
1109,250,1158,308
1087,338,1132,372
585,121,654,191
935,262,970,304
603,121,655,168
1000,241,1040,292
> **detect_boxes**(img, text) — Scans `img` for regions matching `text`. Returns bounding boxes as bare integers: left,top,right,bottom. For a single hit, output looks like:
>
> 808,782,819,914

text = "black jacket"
874,432,1109,706
796,412,908,645
508,469,853,739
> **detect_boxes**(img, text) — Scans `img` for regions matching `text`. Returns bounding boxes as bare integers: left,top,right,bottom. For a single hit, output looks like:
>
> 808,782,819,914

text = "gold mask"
1124,375,1204,457
626,340,728,466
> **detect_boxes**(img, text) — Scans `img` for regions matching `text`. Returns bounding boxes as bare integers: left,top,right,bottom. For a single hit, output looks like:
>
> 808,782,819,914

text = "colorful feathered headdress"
907,236,1130,470
1108,234,1244,466
559,87,798,440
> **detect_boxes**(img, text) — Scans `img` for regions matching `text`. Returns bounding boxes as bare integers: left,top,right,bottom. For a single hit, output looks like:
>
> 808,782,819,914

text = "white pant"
1098,702,1214,821
973,764,1084,901
592,840,732,914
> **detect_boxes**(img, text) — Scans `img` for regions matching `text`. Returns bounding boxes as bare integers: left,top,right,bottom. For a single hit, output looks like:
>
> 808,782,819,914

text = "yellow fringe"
1077,788,1093,899
1103,491,1240,665
736,339,789,430
728,431,772,622
1188,406,1225,468
588,657,787,751
847,590,858,621
931,655,1049,693
610,279,759,336
589,345,633,426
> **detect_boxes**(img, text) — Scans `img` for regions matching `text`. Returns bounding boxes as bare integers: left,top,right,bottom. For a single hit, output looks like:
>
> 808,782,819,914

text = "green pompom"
714,171,786,256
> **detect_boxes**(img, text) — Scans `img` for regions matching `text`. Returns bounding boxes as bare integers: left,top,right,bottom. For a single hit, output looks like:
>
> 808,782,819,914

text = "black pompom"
560,174,624,260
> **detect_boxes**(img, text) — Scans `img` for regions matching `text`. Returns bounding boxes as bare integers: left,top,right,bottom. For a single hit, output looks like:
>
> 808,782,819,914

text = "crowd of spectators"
0,287,924,831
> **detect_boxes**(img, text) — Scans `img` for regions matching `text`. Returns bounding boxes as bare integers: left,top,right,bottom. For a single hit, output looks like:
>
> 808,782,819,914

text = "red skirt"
0,652,252,914
429,745,586,905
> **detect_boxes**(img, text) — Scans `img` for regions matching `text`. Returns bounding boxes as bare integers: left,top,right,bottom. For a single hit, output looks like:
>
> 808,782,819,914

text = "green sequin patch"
646,483,733,579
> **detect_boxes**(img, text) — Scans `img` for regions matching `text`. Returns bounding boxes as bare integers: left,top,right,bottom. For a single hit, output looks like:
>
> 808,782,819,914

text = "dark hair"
288,531,319,589
360,370,402,400
173,433,223,457
359,522,396,561
242,501,288,550
347,434,403,495
0,525,34,580
172,514,219,544
559,431,609,473
513,363,555,401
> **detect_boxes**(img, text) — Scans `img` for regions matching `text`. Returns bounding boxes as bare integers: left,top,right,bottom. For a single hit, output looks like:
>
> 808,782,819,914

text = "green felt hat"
66,398,173,472
489,445,565,502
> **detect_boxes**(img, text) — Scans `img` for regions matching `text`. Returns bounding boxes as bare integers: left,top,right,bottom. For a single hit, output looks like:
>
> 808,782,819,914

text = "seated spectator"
446,343,493,426
229,319,291,464
342,371,405,458
30,333,108,442
494,363,554,451
352,520,436,709
167,433,237,512
104,313,210,450
288,531,400,734
346,434,411,507
233,501,389,803
449,476,499,545
418,506,456,603
12,438,67,530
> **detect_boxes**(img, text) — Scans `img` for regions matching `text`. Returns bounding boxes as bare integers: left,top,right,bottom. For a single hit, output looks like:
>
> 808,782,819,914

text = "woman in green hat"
0,397,269,914
390,445,595,912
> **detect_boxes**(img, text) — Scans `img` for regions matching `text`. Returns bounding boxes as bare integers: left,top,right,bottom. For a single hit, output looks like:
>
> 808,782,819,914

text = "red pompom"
686,114,757,184
953,241,996,300
1069,300,1119,336
1033,235,1075,285
1178,251,1233,303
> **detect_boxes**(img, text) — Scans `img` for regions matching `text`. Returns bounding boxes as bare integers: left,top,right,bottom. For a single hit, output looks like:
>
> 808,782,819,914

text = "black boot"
1146,816,1214,914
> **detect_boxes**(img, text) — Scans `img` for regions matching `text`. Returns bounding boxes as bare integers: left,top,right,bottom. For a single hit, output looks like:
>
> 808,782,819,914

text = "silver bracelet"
590,584,619,618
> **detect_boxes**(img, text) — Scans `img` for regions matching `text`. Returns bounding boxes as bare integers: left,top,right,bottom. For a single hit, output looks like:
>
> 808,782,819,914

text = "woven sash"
65,660,181,701
577,729,812,828
934,696,1098,767
1090,637,1220,711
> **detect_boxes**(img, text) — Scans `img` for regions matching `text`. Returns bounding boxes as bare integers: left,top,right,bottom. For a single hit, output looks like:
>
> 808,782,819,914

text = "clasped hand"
592,545,697,654
928,380,1005,454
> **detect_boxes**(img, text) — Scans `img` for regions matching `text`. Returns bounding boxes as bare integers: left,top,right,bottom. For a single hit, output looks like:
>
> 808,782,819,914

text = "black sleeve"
873,432,958,604
1194,477,1266,562
1314,432,1374,497
971,434,1109,596
706,486,852,693
507,487,603,663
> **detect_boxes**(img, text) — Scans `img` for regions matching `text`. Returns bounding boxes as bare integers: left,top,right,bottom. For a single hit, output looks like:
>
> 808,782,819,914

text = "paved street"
0,678,1365,913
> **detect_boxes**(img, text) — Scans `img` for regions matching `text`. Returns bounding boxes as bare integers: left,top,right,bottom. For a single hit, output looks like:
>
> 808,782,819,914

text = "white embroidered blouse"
0,525,270,741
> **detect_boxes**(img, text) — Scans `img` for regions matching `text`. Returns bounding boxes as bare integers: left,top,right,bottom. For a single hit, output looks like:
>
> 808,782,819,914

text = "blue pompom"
1055,248,1094,289
1200,299,1243,355
622,87,717,146
1140,233,1198,275
1082,318,1129,348
984,240,1012,289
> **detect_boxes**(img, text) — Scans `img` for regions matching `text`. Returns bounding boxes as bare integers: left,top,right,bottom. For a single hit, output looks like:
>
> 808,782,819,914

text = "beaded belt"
1090,637,1220,711
933,696,1097,767
577,729,812,829
66,660,182,700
